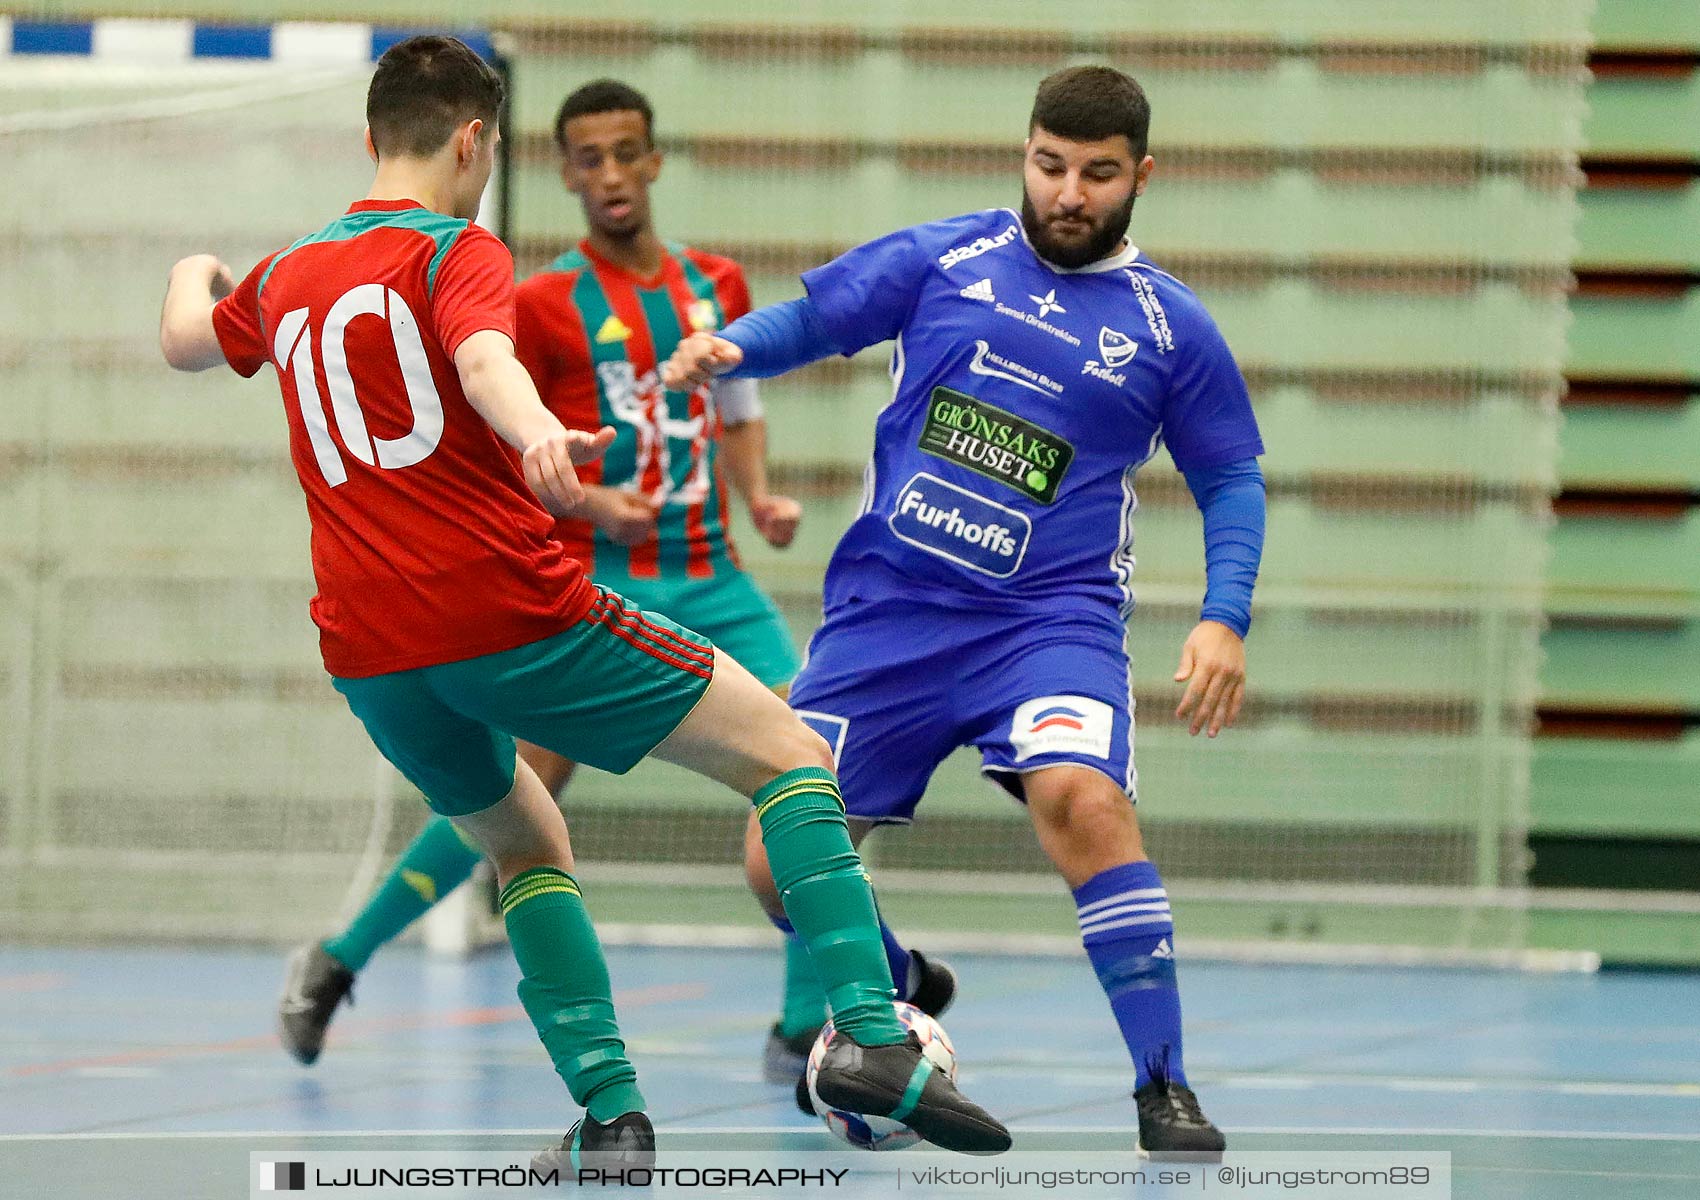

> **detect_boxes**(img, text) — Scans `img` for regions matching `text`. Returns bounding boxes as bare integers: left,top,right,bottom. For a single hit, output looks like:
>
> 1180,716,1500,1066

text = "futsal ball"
805,1001,958,1151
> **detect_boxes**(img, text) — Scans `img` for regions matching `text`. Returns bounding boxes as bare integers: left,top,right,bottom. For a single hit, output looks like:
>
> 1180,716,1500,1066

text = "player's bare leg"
448,756,575,881
655,649,1008,1154
519,742,578,798
1024,764,1223,1160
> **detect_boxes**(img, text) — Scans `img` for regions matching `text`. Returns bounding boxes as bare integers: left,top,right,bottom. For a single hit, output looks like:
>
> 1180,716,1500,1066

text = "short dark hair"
366,36,504,159
554,78,655,151
1029,65,1150,160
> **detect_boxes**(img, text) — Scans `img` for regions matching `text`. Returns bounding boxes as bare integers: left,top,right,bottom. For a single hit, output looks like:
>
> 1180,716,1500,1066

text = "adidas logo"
1151,937,1174,959
595,314,633,344
959,278,995,303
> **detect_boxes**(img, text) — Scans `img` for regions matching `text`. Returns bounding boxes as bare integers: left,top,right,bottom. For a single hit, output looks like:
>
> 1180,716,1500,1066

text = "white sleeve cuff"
711,377,763,425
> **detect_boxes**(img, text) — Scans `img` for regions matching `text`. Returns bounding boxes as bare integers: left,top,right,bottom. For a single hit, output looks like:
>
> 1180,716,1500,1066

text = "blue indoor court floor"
2,943,1698,1198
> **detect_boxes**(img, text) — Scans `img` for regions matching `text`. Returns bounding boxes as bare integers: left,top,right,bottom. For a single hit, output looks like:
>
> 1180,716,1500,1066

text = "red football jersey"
212,199,595,677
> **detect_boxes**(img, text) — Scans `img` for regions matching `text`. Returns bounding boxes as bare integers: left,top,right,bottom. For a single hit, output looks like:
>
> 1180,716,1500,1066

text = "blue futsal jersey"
803,207,1262,621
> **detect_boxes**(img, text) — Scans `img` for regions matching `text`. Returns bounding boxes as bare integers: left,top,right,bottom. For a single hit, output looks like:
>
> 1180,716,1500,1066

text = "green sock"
322,816,481,972
501,868,644,1122
780,932,830,1037
754,767,904,1046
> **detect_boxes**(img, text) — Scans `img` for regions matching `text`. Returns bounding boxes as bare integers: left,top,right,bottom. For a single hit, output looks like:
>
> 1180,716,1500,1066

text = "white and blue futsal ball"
805,1001,958,1151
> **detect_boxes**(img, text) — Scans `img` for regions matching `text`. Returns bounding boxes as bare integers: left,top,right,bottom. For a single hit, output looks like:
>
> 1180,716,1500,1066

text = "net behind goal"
0,22,501,942
2,5,1598,967
497,2,1592,967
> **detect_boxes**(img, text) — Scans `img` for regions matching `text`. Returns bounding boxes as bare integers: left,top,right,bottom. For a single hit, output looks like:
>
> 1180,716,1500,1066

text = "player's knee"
1032,777,1135,841
771,719,834,776
798,725,835,773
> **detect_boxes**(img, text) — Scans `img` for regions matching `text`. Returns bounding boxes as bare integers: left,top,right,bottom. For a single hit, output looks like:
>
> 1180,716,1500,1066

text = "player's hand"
566,424,616,465
586,487,660,546
749,493,801,548
522,427,613,516
209,261,236,301
171,254,235,300
1173,620,1246,738
662,333,742,390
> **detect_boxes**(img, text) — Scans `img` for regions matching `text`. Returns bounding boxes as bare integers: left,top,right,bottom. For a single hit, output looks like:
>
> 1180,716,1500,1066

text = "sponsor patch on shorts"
1010,694,1114,762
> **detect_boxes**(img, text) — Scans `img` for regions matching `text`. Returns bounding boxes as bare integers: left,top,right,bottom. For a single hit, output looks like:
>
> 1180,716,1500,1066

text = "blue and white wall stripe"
1,19,496,65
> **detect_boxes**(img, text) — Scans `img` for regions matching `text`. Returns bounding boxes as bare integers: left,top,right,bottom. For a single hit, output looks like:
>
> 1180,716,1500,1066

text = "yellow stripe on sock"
499,875,582,915
500,882,580,916
755,781,844,823
499,870,581,897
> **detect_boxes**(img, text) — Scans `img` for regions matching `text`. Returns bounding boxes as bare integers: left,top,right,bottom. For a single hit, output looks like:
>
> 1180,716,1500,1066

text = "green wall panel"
1567,294,1700,376
1531,734,1700,837
1582,75,1700,157
1557,401,1700,490
1577,186,1700,271
1540,622,1700,709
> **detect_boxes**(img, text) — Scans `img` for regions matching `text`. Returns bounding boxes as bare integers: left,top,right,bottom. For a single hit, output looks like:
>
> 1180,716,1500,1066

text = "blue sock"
1074,860,1186,1090
874,898,914,999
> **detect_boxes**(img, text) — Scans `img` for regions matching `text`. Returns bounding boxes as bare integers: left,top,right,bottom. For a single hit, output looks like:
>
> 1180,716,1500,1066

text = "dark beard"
1020,190,1135,270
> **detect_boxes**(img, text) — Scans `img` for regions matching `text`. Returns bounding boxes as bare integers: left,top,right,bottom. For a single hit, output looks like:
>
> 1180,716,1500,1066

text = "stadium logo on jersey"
968,340,1062,397
1125,270,1174,353
1010,695,1114,762
920,385,1074,504
889,472,1031,578
687,298,720,331
959,278,996,303
595,314,633,344
1028,288,1066,319
937,223,1019,270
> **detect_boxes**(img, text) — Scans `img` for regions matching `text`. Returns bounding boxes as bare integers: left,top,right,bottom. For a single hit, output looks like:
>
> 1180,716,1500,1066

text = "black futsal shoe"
1134,1063,1226,1161
532,1111,656,1176
763,1020,823,1084
904,948,958,1017
277,943,355,1065
811,1031,1011,1155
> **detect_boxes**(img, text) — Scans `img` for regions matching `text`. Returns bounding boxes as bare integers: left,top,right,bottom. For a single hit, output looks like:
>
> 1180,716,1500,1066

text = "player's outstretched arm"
159,255,235,372
662,333,743,390
453,329,614,516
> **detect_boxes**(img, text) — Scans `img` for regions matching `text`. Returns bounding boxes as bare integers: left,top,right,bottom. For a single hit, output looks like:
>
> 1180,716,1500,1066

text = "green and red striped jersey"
515,240,753,581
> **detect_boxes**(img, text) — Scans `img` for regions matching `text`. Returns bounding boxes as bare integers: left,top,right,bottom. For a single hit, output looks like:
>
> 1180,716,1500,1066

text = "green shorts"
599,566,800,691
332,586,714,817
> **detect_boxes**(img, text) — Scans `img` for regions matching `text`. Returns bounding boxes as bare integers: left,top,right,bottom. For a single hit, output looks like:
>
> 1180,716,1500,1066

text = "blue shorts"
788,595,1135,824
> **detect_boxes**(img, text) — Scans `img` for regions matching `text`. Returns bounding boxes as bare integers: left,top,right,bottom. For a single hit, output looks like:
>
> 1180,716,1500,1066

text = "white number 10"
273,284,445,486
